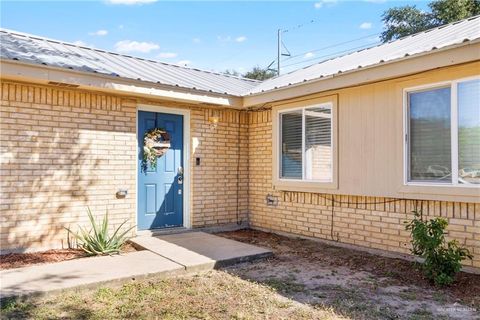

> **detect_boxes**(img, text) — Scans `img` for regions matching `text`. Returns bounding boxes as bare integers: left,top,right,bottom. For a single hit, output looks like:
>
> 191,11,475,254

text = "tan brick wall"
0,81,248,252
247,110,480,269
0,82,137,252
189,107,249,228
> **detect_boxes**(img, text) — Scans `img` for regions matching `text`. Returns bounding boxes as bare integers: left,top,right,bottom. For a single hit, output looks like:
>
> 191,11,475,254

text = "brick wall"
189,106,249,228
0,81,248,252
247,110,480,269
0,82,137,252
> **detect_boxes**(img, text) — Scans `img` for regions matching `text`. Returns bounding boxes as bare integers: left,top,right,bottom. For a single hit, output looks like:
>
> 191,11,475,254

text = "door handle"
178,166,183,185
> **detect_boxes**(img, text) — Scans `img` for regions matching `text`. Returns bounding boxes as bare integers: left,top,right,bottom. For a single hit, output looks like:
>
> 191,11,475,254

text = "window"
407,87,451,183
279,103,333,182
458,79,480,185
406,78,480,186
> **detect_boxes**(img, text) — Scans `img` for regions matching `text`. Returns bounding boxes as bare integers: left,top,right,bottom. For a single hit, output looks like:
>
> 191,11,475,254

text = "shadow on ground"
1,295,94,320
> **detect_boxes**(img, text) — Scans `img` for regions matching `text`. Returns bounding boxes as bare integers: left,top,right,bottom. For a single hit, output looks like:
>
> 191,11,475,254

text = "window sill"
398,184,480,201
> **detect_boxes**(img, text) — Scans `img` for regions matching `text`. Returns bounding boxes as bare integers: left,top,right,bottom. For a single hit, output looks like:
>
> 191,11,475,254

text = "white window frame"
278,103,333,183
403,75,480,188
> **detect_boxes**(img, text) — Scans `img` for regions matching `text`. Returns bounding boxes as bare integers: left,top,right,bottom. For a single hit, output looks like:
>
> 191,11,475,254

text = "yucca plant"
66,208,135,256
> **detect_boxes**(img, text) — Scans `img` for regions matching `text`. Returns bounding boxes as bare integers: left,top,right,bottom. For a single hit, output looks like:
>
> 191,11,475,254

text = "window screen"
408,87,451,183
458,79,480,184
280,111,302,179
305,106,332,181
279,104,333,181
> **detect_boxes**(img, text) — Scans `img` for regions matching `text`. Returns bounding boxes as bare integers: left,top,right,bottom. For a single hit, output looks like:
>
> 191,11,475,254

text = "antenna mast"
277,29,281,76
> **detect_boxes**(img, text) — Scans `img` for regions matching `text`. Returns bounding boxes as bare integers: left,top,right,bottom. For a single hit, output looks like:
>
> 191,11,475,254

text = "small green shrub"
405,210,473,286
66,208,135,256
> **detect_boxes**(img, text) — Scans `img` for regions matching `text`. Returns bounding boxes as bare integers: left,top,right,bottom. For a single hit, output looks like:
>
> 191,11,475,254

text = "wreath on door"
142,128,171,171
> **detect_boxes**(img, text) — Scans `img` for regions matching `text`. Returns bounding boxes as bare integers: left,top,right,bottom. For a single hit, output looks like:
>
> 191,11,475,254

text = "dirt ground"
0,243,138,270
219,229,480,320
1,230,479,319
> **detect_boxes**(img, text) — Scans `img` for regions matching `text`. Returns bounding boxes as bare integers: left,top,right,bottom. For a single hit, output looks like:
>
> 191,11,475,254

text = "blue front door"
137,111,184,230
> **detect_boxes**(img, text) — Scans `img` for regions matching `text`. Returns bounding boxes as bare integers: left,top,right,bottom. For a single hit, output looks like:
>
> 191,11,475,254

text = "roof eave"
0,58,244,108
243,39,480,107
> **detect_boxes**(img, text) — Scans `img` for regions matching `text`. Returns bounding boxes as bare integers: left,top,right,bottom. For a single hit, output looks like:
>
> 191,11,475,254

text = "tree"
381,0,480,42
224,69,240,77
223,66,275,81
381,6,434,42
243,66,276,81
430,0,480,24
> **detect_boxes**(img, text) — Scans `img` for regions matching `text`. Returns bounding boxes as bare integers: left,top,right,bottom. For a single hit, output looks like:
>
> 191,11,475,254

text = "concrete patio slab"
130,231,272,271
0,250,183,298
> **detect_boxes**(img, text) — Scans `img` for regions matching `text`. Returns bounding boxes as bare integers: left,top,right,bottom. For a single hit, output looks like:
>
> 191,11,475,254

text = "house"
1,16,479,270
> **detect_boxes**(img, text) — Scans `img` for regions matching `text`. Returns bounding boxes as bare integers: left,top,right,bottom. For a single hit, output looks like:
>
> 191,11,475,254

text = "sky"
0,0,430,75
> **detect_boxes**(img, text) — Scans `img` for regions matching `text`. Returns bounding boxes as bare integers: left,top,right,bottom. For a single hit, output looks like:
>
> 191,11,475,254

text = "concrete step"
130,231,272,271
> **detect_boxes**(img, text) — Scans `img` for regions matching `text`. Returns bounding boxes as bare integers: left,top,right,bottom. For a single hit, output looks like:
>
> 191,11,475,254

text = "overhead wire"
283,32,381,61
263,15,383,72
281,41,380,69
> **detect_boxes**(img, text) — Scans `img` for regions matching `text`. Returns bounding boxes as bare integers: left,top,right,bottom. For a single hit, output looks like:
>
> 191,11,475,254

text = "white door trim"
135,104,191,232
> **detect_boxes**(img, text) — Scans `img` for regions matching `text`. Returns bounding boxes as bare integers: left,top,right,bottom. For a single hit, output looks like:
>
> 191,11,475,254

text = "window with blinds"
458,79,480,185
280,111,302,179
279,103,333,181
408,87,452,183
406,77,480,186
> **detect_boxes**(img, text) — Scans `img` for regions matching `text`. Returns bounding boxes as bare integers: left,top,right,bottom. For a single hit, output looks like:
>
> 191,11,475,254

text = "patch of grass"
384,270,400,278
313,284,399,320
398,288,418,301
361,278,380,291
0,271,342,320
0,297,33,318
432,291,447,304
263,275,307,294
273,300,293,309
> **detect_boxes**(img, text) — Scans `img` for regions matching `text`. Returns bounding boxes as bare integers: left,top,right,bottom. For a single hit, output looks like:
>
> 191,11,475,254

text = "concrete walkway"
0,251,184,298
0,232,271,298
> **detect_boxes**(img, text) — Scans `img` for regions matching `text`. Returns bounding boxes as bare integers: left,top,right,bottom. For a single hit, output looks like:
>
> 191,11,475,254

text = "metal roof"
247,16,480,95
0,28,259,96
1,16,479,98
